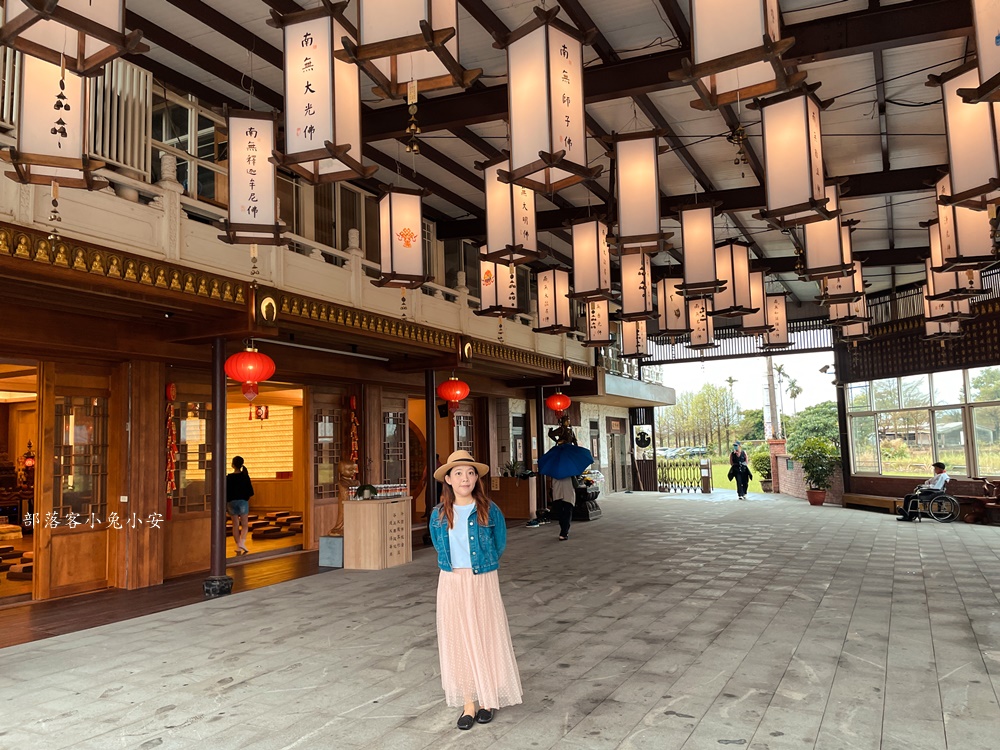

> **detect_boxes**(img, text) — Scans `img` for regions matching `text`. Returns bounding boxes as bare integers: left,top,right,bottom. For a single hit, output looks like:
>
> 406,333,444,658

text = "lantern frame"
217,108,286,247
840,320,871,342
741,270,772,334
687,297,718,350
533,268,573,334
268,5,375,184
656,277,692,336
607,131,673,254
619,252,655,321
923,283,974,323
499,6,602,195
475,246,520,318
1,55,108,190
334,0,481,100
712,240,756,317
677,204,725,298
754,86,836,229
478,155,544,265
0,0,147,77
802,184,854,279
817,257,864,305
930,61,1000,205
828,297,871,327
569,218,615,302
933,174,997,270
668,0,806,111
373,184,430,288
619,320,648,359
582,299,614,348
958,0,1000,103
925,318,964,340
925,252,983,302
760,292,793,349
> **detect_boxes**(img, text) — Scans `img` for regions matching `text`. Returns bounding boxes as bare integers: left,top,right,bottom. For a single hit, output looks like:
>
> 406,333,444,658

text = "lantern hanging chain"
400,287,407,320
48,53,68,244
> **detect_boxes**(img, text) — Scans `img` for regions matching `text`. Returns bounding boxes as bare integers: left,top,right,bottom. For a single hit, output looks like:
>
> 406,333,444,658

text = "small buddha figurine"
330,458,358,536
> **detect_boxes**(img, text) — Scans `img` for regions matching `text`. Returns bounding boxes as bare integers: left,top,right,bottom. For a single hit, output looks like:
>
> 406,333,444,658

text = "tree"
774,364,787,424
738,409,765,441
971,368,1000,439
785,400,840,456
787,378,803,415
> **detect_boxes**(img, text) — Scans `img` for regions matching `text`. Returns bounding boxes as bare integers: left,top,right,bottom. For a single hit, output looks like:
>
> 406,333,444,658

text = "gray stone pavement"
3,490,1000,750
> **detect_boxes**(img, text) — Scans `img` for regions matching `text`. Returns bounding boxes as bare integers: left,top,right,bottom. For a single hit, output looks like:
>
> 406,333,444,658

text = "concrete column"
204,337,234,598
768,439,787,494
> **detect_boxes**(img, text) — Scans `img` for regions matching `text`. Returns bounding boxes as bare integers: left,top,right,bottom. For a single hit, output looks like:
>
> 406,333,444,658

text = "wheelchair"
901,487,959,523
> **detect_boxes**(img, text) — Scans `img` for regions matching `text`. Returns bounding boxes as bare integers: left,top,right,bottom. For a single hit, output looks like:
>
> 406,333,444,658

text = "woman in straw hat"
429,450,522,730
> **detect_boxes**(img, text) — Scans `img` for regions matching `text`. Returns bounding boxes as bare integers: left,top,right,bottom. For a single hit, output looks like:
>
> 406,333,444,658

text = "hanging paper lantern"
225,348,276,403
761,293,792,349
619,252,654,321
712,240,755,317
670,0,802,111
934,174,996,270
479,158,542,264
657,277,692,336
923,290,965,339
583,299,614,347
375,185,429,288
545,393,571,415
437,376,470,414
802,185,854,280
957,0,1000,103
571,219,614,302
741,270,772,334
678,205,724,298
475,246,518,317
534,268,572,334
756,88,833,229
924,218,985,298
501,6,600,194
219,110,284,247
819,258,865,305
611,133,671,254
620,320,648,359
923,282,973,323
829,295,871,327
840,320,871,342
687,298,717,350
269,6,374,183
0,0,146,76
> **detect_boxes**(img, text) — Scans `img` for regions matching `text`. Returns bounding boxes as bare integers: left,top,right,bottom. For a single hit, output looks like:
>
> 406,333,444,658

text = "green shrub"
879,438,910,461
749,449,772,480
790,437,840,490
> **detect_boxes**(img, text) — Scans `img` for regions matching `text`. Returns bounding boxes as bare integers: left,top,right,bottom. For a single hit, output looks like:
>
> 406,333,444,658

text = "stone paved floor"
3,491,1000,750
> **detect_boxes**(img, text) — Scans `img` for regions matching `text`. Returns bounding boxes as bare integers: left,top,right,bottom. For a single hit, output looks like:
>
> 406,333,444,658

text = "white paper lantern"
620,320,648,359
934,174,996,270
480,158,541,264
611,134,670,254
761,293,792,349
819,259,864,305
757,89,832,228
670,0,803,111
925,255,983,301
219,110,283,246
802,185,853,279
688,298,717,350
840,320,871,341
534,268,572,333
657,277,691,336
374,186,428,288
476,246,519,317
678,205,724,297
502,7,599,194
741,270,771,334
1,55,107,190
924,317,963,339
960,0,1000,103
269,7,373,183
0,0,145,75
583,299,614,347
620,252,654,321
923,282,973,323
570,219,613,301
712,241,754,317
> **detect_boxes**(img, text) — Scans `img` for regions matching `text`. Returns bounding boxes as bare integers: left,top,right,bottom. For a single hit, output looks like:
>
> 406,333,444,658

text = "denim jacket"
429,501,507,574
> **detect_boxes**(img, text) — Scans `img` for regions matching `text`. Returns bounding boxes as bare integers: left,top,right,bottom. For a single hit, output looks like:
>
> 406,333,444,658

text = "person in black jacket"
226,456,254,556
728,442,751,501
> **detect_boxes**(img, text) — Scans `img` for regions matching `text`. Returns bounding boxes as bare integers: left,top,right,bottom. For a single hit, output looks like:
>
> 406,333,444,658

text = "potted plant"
790,437,839,506
500,459,524,479
354,483,378,500
750,449,772,492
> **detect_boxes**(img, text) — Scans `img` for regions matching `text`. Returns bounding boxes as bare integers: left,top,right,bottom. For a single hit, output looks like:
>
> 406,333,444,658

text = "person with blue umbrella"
538,416,593,540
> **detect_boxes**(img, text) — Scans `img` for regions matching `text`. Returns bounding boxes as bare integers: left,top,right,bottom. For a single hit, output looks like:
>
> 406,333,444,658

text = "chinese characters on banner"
226,113,277,237
535,269,570,331
285,19,334,155
571,219,613,300
585,299,611,345
25,511,165,529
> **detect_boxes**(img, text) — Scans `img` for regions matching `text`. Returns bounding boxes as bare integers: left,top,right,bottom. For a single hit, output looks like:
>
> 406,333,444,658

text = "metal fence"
657,458,709,493
645,317,833,364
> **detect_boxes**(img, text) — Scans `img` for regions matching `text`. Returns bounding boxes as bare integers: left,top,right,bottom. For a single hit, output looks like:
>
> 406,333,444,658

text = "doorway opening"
0,361,37,605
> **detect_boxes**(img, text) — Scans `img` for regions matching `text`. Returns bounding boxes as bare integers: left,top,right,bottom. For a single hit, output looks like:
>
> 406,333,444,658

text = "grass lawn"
710,461,763,494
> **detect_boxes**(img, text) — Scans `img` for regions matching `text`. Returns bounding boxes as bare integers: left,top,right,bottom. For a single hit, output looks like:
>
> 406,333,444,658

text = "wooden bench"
842,493,899,513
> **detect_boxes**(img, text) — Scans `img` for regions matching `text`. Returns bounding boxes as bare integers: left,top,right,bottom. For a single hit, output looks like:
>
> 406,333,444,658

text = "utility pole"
766,356,781,439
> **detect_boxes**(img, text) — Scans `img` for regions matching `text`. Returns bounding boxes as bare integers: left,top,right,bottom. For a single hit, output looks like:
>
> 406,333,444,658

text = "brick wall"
849,474,984,498
776,453,845,506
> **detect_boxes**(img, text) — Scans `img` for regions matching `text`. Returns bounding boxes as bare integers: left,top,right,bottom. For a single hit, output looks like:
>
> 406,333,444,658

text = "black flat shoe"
475,708,496,724
457,713,475,730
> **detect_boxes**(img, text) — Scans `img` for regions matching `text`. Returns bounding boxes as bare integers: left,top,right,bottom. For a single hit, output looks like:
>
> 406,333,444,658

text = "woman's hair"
439,469,490,529
232,455,246,473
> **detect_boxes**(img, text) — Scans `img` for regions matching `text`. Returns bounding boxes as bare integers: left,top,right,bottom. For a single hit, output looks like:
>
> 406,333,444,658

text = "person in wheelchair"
897,462,950,522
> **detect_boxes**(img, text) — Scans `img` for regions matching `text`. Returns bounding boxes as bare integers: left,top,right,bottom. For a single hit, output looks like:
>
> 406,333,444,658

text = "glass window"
455,413,474,454
364,194,380,263
973,406,1000,476
968,366,1000,403
847,382,870,412
932,369,966,406
872,378,899,410
171,401,212,513
314,182,335,247
850,415,878,473
314,407,342,499
383,411,407,487
933,408,967,476
900,375,930,408
54,396,109,519
877,409,930,476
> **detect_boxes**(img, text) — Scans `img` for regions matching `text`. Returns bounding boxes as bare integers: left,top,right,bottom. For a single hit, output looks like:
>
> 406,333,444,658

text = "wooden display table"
343,496,412,570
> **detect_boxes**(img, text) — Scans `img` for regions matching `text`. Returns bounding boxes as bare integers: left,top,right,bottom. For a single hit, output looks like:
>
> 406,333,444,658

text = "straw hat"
434,450,490,482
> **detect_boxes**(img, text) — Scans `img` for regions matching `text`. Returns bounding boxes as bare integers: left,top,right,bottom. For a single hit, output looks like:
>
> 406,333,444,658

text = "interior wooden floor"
0,549,328,650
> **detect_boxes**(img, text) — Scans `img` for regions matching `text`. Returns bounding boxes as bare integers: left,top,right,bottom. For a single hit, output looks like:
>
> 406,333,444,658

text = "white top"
924,472,950,491
551,477,575,503
447,503,476,569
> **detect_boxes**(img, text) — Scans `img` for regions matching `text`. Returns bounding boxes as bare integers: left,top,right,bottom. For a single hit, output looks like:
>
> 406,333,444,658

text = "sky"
654,350,838,417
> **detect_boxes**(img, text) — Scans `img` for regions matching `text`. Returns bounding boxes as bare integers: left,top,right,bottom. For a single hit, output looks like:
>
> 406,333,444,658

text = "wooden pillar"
534,386,547,513
424,370,437,518
204,337,233,598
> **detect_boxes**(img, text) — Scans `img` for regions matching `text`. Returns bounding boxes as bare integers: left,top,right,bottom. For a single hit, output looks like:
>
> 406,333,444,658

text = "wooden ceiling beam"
124,52,244,110
457,0,510,46
363,145,484,218
163,0,284,70
260,0,306,15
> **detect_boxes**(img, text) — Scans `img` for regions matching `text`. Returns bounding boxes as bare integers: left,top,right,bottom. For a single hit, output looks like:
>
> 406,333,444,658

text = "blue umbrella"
538,443,594,479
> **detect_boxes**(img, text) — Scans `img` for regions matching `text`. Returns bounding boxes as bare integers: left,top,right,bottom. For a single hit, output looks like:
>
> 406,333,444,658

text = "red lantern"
546,393,571,416
437,376,470,415
225,347,276,402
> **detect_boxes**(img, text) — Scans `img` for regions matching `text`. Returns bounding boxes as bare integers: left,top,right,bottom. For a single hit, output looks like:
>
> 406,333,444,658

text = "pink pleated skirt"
436,568,523,709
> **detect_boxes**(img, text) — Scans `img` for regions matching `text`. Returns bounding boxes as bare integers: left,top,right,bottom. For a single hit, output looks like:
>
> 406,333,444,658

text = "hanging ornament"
224,346,276,403
545,392,571,416
437,376,470,415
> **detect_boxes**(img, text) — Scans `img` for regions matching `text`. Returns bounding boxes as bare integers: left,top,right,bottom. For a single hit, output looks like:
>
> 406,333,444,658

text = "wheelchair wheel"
927,495,959,523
